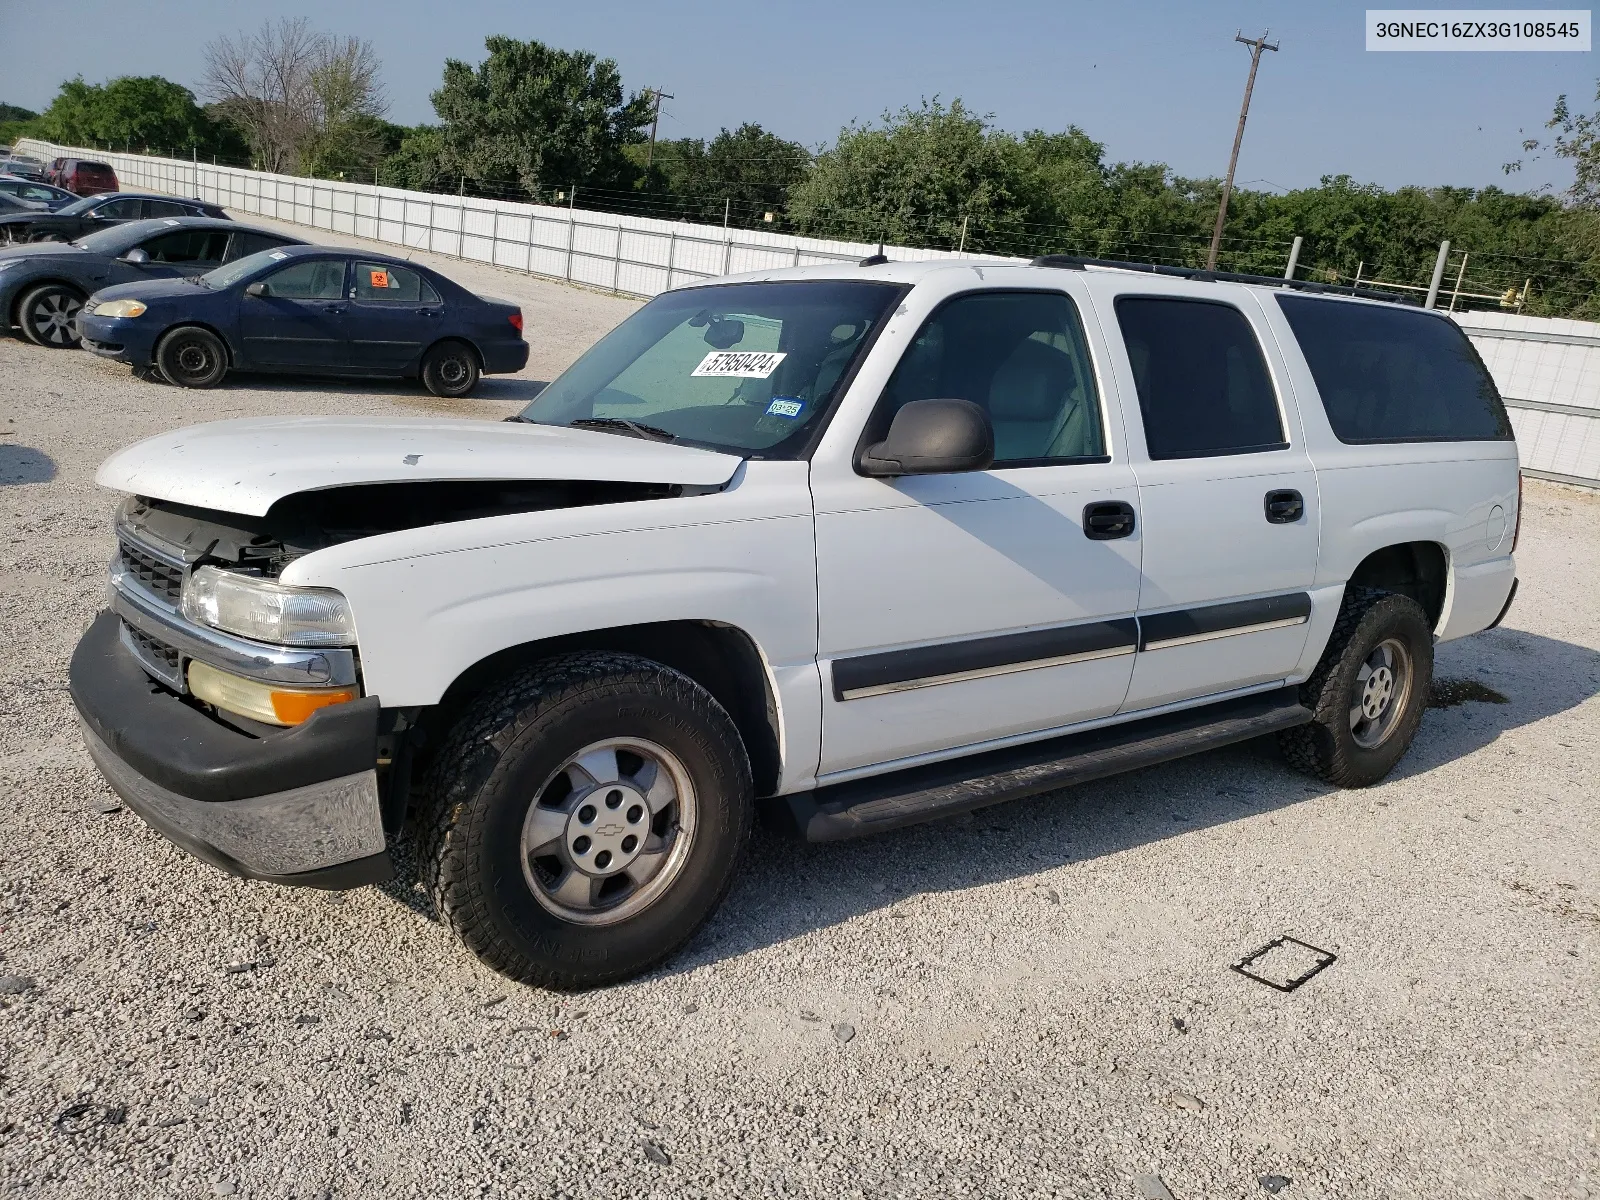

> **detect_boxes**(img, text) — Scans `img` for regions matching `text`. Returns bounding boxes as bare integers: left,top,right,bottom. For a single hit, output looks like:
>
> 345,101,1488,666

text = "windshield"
56,196,104,217
201,248,291,290
516,280,905,457
75,220,163,255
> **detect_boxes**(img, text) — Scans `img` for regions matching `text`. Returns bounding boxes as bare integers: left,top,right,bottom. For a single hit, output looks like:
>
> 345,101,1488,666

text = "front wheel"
420,653,753,989
155,326,228,389
17,284,84,348
1279,586,1434,787
420,340,480,398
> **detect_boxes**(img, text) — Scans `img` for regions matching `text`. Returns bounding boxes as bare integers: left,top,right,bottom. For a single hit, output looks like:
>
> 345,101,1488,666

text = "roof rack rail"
1030,254,1418,306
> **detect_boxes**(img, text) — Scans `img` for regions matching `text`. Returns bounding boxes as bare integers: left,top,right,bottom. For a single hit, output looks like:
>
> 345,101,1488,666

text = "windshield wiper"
568,417,676,442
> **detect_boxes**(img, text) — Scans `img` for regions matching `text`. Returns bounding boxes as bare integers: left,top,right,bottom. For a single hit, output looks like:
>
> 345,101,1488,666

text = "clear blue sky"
5,0,1596,194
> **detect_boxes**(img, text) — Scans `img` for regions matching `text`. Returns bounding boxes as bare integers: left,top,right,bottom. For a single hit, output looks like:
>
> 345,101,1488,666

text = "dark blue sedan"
79,245,529,397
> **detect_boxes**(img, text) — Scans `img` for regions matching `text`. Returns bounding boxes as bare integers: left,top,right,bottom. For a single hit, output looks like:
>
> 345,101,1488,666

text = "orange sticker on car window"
368,269,389,289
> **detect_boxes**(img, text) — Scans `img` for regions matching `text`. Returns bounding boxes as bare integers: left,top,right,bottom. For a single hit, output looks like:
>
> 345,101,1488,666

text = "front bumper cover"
70,610,391,889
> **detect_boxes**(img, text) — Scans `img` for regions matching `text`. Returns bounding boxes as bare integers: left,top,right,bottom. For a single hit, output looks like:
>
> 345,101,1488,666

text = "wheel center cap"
1363,667,1394,718
564,784,651,875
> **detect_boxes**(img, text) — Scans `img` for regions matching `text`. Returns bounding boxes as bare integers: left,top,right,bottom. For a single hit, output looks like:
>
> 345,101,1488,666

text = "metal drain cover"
1231,935,1336,992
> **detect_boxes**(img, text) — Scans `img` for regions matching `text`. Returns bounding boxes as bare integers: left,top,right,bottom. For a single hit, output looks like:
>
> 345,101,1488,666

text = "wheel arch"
416,334,484,376
1345,541,1449,631
417,619,783,798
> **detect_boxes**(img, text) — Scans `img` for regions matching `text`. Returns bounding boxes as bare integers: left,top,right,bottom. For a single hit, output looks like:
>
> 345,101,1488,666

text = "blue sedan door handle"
415,307,441,317
325,305,347,315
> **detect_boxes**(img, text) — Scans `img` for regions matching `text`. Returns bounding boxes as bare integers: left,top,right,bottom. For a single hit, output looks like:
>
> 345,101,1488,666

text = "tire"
1279,586,1434,787
155,326,228,389
17,284,85,348
420,340,481,398
420,652,753,989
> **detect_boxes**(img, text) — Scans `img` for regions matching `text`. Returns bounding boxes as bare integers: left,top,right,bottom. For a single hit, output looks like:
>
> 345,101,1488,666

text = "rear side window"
1115,297,1287,459
143,200,190,218
353,261,440,304
1277,296,1513,443
225,232,291,261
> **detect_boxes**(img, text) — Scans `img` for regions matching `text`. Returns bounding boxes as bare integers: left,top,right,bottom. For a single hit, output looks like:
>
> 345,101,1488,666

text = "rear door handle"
1264,489,1304,524
1083,500,1137,540
415,308,441,317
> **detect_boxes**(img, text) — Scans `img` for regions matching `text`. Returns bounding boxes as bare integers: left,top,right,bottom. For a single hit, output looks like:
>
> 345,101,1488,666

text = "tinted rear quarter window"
1115,297,1287,459
1277,296,1512,442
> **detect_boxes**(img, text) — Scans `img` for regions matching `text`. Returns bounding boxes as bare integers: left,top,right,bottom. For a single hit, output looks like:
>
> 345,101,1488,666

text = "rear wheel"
155,326,228,389
420,653,753,989
17,284,84,348
420,340,480,398
1279,586,1434,787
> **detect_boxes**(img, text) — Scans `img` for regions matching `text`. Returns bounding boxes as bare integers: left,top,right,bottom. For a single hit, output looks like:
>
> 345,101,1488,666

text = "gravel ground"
0,256,1597,1199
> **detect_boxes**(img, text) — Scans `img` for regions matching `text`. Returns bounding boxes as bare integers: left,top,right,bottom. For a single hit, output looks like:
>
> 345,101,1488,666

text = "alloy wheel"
519,737,697,926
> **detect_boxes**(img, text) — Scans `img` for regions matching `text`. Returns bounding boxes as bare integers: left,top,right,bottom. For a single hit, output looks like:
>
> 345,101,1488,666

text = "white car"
72,256,1520,988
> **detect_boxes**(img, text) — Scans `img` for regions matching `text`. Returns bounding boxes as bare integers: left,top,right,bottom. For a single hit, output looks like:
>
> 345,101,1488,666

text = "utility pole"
646,87,674,170
1206,30,1278,271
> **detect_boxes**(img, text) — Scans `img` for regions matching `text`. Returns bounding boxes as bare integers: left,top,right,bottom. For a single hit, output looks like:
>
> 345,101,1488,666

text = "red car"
46,158,118,196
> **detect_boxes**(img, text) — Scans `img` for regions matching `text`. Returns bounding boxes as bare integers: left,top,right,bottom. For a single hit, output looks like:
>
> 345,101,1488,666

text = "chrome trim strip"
837,644,1135,701
110,576,357,688
114,512,192,571
1141,615,1308,651
1502,396,1600,419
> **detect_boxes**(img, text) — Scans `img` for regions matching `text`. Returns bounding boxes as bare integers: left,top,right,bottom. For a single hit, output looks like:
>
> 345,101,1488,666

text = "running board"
783,687,1312,842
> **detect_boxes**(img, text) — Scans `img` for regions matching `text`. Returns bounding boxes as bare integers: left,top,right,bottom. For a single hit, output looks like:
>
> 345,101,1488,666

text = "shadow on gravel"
656,625,1600,976
0,443,57,484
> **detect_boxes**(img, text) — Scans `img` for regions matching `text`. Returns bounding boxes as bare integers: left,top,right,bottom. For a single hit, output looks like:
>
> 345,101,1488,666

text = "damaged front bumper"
70,611,392,889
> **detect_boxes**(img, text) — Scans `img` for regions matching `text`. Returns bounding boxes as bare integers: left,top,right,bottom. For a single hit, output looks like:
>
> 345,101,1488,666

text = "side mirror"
121,248,149,264
244,281,269,298
858,398,995,477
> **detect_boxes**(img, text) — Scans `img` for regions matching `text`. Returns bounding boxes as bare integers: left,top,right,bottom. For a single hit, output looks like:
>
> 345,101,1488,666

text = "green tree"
430,36,652,198
788,99,1029,250
630,123,810,225
378,125,450,190
39,76,241,158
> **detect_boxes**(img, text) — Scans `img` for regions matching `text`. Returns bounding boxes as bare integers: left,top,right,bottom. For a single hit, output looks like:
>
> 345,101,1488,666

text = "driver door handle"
1264,489,1305,524
1083,500,1137,540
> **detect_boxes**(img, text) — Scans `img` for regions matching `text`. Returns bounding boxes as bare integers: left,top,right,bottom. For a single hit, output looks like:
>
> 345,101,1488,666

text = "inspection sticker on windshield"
765,398,804,418
692,350,786,378
268,250,288,260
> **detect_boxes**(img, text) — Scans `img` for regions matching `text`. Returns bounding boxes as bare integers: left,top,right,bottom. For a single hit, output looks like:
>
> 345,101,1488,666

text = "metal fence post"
666,230,676,288
1449,252,1469,312
1284,235,1302,280
1425,241,1451,309
566,186,577,282
490,205,500,267
612,223,623,293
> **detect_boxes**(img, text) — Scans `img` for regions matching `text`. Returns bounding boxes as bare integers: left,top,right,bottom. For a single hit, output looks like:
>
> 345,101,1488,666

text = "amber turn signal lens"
269,687,358,725
188,659,357,727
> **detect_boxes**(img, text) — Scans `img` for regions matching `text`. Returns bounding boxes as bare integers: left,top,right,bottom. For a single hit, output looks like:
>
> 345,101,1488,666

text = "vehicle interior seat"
985,335,1090,461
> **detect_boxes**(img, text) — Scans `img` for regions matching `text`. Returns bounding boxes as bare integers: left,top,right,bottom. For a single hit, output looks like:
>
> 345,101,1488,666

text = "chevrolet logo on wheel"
595,823,623,837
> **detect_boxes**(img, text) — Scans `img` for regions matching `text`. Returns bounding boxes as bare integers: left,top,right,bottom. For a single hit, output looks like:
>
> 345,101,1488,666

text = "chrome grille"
117,538,184,605
119,619,184,689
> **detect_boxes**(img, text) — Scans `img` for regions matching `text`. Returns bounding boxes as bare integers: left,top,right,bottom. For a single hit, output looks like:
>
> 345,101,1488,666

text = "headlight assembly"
180,565,356,647
92,298,147,318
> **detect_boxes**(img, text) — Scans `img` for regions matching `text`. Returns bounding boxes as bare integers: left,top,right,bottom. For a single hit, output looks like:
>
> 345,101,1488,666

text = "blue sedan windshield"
201,249,288,290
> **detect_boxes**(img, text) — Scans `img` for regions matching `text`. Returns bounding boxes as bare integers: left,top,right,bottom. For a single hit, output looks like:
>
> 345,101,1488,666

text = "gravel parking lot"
0,240,1596,1199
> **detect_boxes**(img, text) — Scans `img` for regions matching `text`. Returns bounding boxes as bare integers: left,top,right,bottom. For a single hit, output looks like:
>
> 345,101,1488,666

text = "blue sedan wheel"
155,326,229,389
421,340,481,398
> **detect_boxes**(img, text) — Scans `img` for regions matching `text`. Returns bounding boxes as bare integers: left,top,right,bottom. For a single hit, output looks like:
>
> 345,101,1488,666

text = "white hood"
96,416,745,516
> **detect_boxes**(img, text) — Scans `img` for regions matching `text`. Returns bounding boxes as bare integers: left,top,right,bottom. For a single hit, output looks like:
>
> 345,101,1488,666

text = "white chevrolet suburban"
71,255,1521,989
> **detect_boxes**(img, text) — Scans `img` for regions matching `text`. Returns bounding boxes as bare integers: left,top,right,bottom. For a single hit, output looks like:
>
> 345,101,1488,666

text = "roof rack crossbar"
1030,254,1419,306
